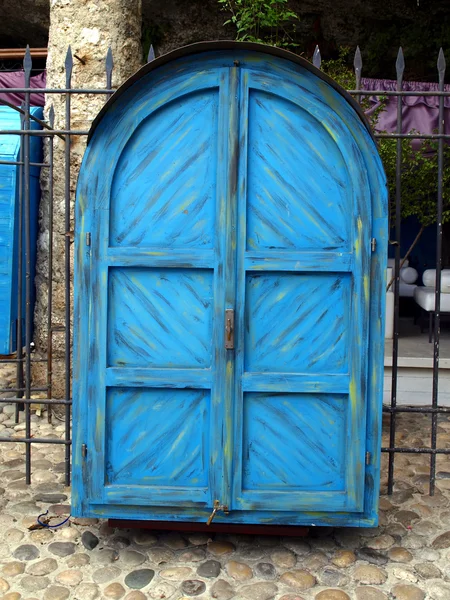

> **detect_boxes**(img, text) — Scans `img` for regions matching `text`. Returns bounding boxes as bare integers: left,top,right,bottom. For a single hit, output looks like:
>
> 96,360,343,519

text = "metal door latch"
207,500,229,525
225,309,234,349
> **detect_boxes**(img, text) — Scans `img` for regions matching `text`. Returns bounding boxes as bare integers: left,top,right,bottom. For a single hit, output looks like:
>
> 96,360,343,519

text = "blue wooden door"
230,68,371,514
74,66,238,512
74,47,387,525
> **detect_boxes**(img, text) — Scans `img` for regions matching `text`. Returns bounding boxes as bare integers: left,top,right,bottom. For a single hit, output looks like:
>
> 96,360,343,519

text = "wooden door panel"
105,388,210,494
107,268,214,368
242,392,346,491
246,89,351,252
244,272,351,374
110,89,219,249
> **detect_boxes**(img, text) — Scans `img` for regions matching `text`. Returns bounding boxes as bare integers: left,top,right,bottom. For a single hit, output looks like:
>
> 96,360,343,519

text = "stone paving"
2,365,450,599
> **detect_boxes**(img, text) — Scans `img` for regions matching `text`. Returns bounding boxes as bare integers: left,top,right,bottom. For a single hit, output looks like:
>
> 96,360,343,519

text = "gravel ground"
1,364,450,600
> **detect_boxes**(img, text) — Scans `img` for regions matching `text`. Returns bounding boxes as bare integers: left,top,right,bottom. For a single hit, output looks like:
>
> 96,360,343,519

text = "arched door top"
88,41,374,144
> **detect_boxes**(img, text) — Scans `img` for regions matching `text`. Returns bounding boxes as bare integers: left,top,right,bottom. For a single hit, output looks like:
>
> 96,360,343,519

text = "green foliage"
219,0,299,48
321,47,356,91
379,136,450,229
322,49,450,230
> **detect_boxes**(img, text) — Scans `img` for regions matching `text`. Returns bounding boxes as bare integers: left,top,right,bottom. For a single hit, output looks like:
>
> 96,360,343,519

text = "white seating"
387,258,419,297
422,269,450,293
413,269,450,342
414,286,450,312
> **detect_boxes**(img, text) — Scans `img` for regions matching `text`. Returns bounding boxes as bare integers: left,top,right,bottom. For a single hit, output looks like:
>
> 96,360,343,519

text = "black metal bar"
0,160,49,167
354,47,362,104
47,106,55,424
383,406,450,414
0,358,47,363
388,47,405,496
375,133,450,139
347,90,450,97
0,437,71,444
382,448,450,455
0,398,72,405
0,87,112,93
23,46,32,484
0,387,47,393
64,47,73,486
0,130,90,136
430,49,446,496
3,130,450,140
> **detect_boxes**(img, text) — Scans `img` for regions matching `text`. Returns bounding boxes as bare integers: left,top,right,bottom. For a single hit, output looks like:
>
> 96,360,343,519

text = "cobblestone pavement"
2,367,450,599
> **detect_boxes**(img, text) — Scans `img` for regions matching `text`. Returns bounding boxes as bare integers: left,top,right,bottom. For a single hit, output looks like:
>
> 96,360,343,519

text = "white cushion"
414,286,450,312
388,258,409,275
399,282,417,297
422,269,450,293
400,266,418,284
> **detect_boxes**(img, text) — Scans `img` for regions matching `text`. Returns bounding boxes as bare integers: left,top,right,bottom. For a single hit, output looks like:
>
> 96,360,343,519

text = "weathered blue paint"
0,106,43,355
73,44,388,527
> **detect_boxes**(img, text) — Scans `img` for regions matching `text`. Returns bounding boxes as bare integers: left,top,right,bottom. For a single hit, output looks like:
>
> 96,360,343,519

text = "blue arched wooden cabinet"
73,42,388,527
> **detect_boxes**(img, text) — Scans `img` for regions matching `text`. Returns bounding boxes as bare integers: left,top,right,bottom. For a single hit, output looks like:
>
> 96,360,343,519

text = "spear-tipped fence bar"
0,43,448,495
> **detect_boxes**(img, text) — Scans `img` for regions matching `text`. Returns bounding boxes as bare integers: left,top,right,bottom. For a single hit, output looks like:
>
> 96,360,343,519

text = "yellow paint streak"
178,193,196,212
170,427,187,454
321,121,339,143
364,274,369,305
275,291,287,302
349,375,357,414
355,216,363,257
223,361,233,463
95,408,102,447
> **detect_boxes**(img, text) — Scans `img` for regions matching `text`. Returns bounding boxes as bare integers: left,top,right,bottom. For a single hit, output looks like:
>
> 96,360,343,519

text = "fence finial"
148,45,155,63
49,105,55,128
438,48,446,87
106,47,114,89
23,45,32,82
65,46,73,87
396,47,405,86
313,45,321,69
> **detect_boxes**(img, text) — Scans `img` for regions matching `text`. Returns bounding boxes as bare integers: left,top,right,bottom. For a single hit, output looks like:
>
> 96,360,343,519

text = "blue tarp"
0,105,43,354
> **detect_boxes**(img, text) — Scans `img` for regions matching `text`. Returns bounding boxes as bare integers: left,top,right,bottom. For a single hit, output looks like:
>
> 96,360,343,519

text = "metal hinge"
365,451,371,465
81,444,87,458
86,232,91,246
371,238,377,252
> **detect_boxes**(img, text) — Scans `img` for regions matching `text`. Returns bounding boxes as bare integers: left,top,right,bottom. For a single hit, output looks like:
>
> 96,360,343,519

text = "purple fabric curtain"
361,77,450,145
0,71,46,107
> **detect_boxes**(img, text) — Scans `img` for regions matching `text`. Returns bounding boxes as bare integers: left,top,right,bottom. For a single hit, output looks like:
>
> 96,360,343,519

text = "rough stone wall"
33,0,143,398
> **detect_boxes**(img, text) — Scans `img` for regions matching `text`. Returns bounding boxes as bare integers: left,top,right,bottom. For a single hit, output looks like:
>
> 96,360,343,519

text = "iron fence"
0,43,448,496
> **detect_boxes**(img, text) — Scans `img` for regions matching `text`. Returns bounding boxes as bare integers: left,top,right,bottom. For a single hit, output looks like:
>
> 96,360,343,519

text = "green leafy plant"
219,0,299,48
